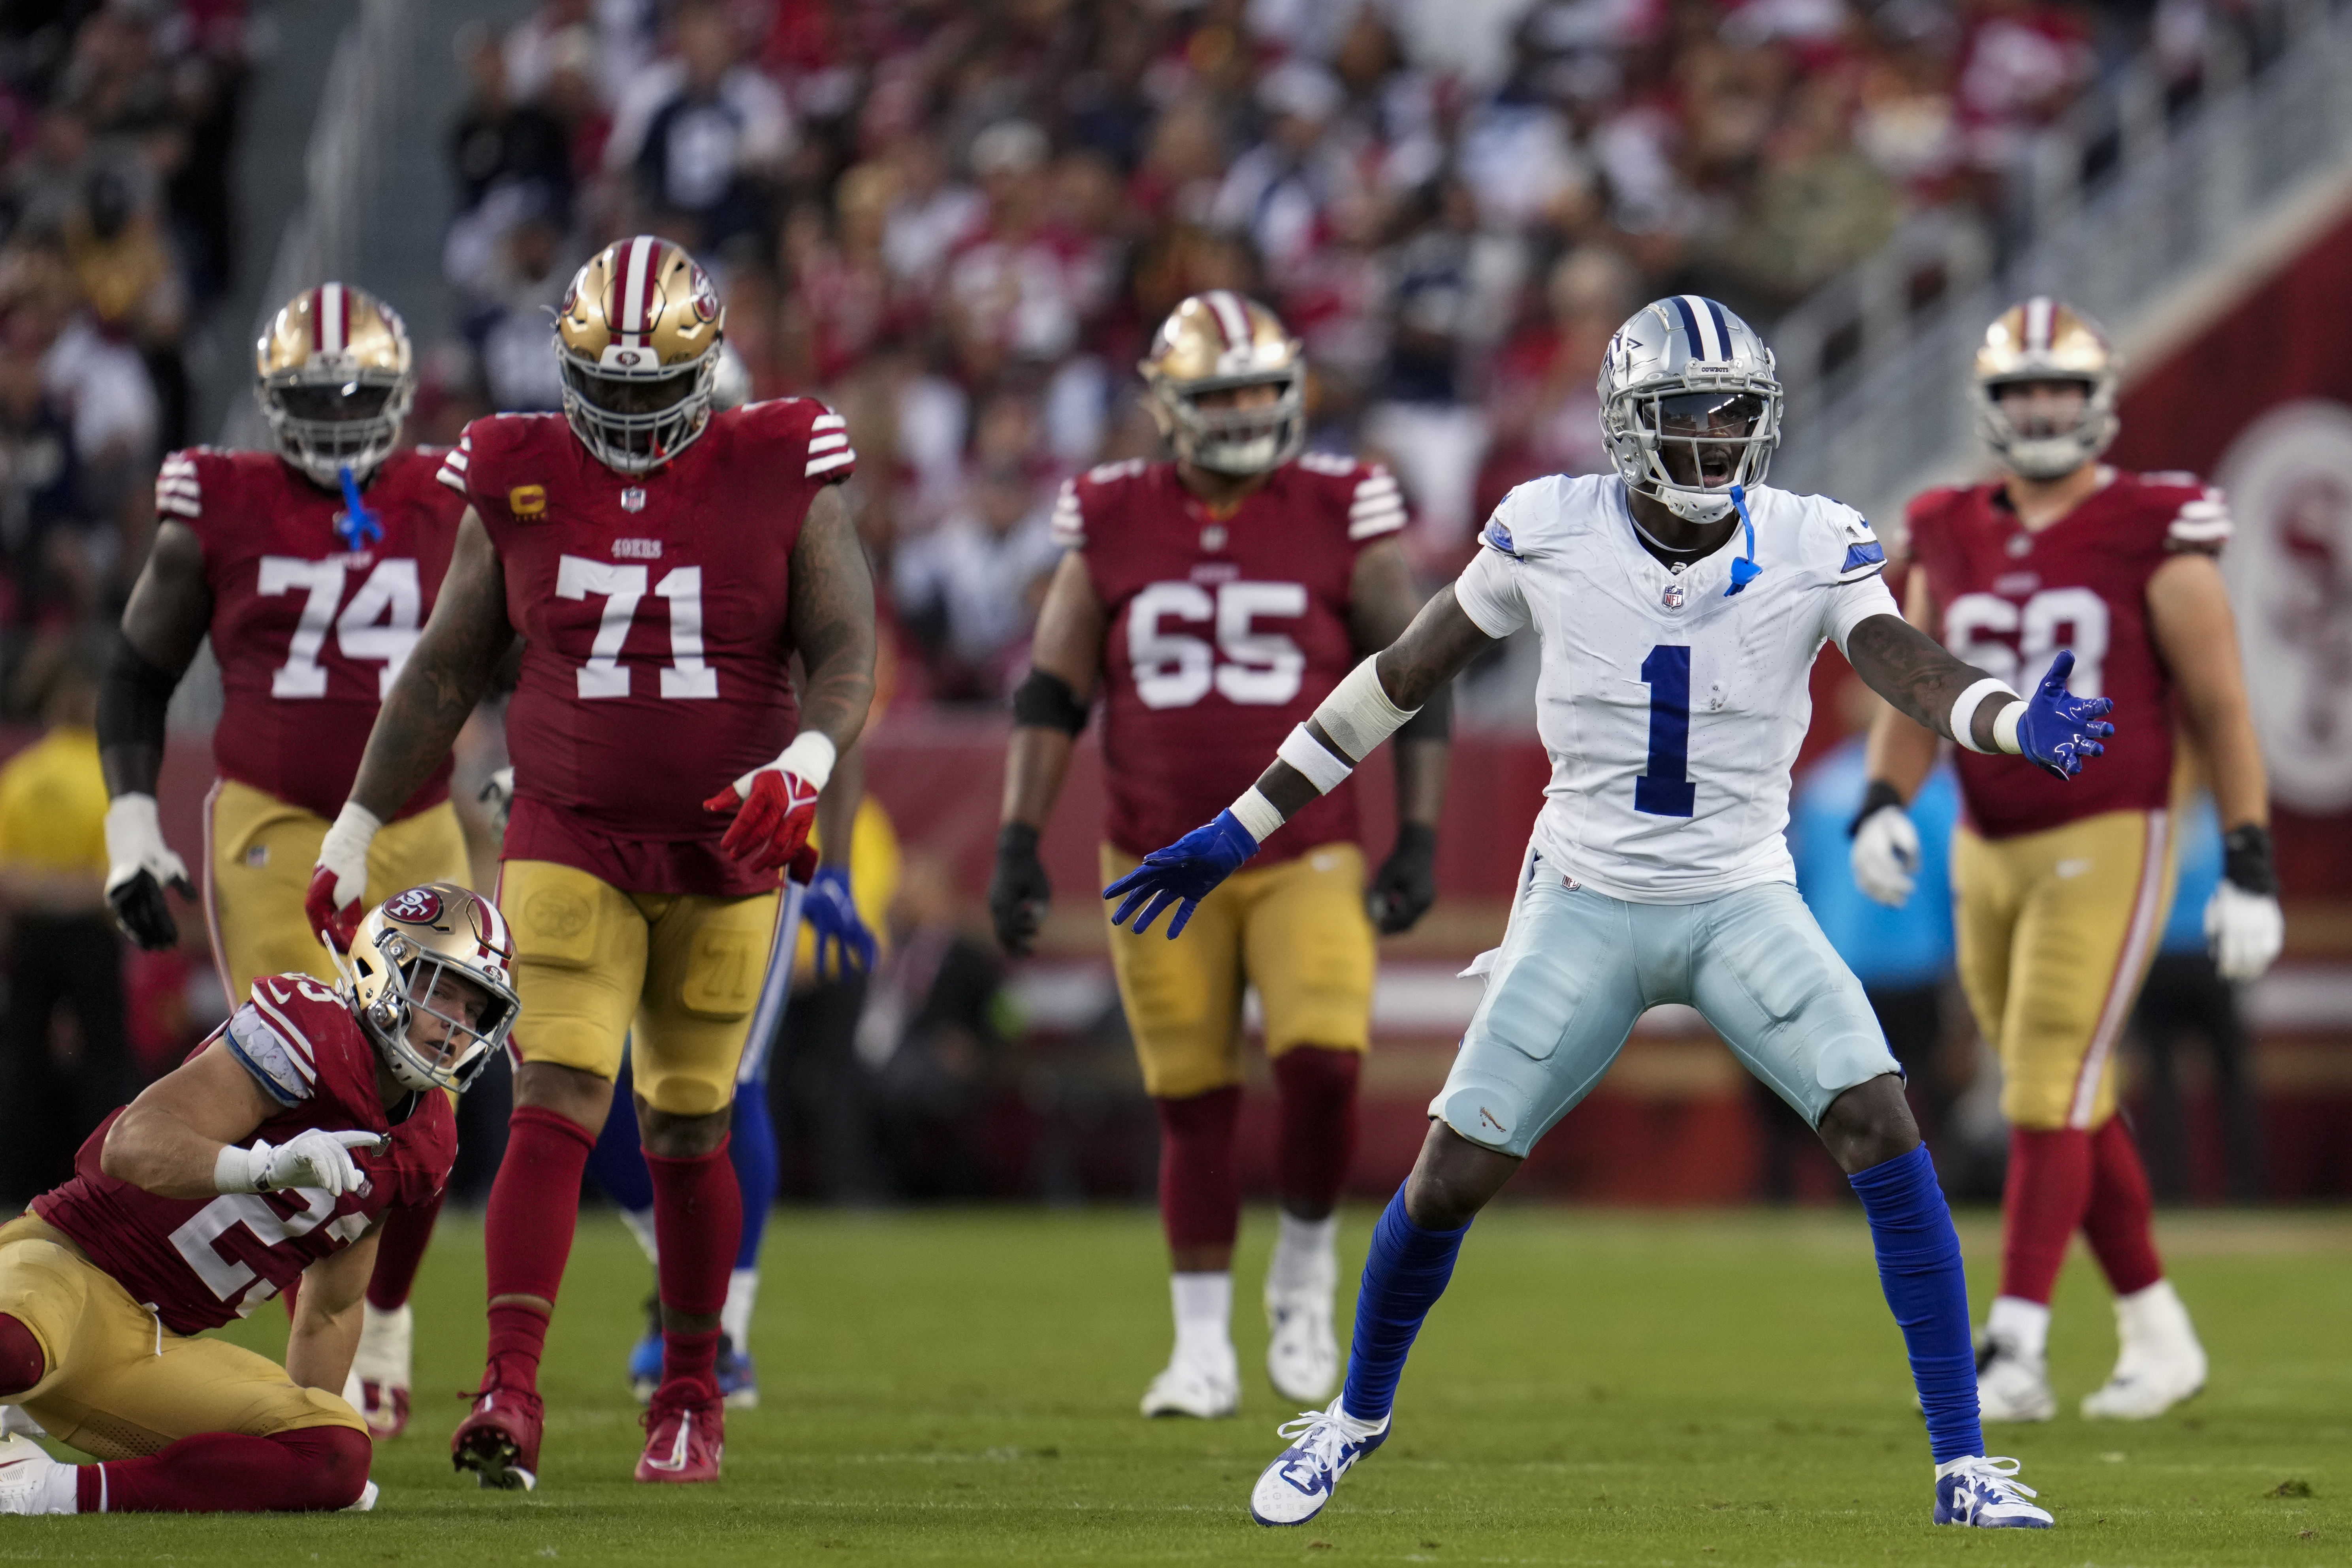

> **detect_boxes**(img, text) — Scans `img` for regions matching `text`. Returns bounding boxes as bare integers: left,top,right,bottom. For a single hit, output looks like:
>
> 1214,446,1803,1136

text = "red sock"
1272,1047,1361,1216
2000,1126,2094,1303
2082,1116,2165,1295
79,1426,369,1513
366,1187,444,1311
1156,1086,1243,1254
482,1104,597,1390
0,1313,44,1397
647,1135,741,1396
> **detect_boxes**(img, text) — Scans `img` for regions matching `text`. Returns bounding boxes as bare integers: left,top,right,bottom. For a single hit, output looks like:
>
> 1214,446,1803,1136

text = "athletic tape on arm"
1314,656,1418,762
1949,678,2018,755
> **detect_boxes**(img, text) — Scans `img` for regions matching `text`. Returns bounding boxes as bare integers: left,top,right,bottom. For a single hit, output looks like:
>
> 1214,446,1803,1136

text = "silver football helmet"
1598,296,1782,523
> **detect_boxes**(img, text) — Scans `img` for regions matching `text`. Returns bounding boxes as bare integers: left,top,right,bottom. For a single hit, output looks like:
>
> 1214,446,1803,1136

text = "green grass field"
8,1205,2347,1564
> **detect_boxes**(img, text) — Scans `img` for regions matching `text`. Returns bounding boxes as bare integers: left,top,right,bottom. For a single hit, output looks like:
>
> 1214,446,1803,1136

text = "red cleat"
451,1384,543,1491
358,1378,409,1441
635,1381,723,1483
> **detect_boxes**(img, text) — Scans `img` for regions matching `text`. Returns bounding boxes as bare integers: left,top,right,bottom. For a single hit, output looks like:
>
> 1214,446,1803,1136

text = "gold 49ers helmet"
1975,297,2120,481
345,883,519,1094
254,282,416,487
1140,291,1307,476
554,234,725,473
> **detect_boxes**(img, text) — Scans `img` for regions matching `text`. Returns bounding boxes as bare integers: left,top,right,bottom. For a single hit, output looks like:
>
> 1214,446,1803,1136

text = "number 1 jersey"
1058,454,1407,866
440,399,853,897
159,447,461,819
1454,474,1900,903
1904,471,2227,840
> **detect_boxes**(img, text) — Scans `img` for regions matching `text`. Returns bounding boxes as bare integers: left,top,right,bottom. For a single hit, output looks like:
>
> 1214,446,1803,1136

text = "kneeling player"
0,885,514,1515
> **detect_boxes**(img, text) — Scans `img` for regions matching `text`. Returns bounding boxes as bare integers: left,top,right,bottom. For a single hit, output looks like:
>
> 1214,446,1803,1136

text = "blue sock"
586,1058,654,1212
1849,1143,1983,1464
1337,1189,1471,1425
729,1087,779,1269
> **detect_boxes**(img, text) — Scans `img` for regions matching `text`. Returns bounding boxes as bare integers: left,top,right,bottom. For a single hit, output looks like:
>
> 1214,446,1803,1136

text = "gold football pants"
1951,809,2177,1131
1100,842,1375,1100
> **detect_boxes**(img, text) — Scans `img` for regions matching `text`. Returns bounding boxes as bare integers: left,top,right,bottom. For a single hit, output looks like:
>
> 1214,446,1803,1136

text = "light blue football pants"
1433,866,1902,1158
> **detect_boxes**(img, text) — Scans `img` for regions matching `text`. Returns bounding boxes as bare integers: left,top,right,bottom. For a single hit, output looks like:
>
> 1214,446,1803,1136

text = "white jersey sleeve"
1813,505,1902,654
1454,504,1533,636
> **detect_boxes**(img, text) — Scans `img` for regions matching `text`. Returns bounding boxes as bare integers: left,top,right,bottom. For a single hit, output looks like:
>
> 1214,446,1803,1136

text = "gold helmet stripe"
1203,288,1253,352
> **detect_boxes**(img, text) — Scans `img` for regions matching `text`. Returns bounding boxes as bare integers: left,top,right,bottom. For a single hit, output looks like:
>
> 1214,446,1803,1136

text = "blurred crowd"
425,0,2199,706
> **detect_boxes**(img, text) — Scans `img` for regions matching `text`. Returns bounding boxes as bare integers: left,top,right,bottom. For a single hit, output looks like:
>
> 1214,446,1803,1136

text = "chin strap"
1724,484,1763,597
335,465,383,551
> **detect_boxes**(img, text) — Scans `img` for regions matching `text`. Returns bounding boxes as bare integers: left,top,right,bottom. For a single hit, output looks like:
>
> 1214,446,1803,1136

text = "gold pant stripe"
202,777,471,1005
2068,808,2171,1129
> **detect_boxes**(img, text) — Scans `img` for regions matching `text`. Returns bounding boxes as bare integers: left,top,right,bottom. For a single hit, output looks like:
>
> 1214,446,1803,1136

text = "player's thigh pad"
634,888,782,1117
0,1220,360,1459
1433,878,1648,1158
1244,843,1376,1059
1985,810,2176,1131
1100,845,1247,1099
206,779,339,1000
1687,881,1901,1127
368,799,473,901
501,858,647,1082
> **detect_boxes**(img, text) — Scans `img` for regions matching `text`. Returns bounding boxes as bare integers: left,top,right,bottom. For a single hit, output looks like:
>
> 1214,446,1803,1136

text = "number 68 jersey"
160,446,461,820
1455,474,1899,903
1059,453,1407,867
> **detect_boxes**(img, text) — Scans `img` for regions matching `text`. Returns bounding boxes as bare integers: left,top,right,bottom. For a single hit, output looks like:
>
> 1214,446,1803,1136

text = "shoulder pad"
1347,464,1406,542
1050,475,1085,548
2166,486,2231,553
156,448,206,520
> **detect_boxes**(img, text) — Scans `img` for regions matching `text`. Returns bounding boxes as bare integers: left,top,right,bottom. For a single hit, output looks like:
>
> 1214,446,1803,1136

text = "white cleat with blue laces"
1248,1397,1389,1527
1934,1455,2054,1528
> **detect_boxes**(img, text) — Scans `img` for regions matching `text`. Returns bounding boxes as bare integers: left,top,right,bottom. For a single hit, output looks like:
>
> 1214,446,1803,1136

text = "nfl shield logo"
621,487,646,512
1661,580,1686,610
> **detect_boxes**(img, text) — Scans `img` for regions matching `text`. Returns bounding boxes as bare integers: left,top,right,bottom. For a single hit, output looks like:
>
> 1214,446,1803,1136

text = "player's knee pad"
0,1312,45,1398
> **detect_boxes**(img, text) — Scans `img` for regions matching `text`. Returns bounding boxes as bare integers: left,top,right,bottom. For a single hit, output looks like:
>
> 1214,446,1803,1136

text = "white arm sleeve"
1824,572,1903,657
1454,544,1531,638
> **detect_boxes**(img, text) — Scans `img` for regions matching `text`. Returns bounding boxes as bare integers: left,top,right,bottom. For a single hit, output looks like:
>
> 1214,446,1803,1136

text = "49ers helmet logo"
384,887,444,924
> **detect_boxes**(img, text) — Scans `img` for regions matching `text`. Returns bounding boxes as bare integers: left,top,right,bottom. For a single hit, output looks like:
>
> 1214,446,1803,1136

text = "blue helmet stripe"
1704,297,1732,360
1670,295,1708,360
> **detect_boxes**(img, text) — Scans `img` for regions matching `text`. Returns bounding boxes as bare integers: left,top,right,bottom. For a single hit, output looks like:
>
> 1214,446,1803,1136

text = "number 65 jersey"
440,398,851,897
1455,474,1899,903
160,446,461,819
1058,453,1406,868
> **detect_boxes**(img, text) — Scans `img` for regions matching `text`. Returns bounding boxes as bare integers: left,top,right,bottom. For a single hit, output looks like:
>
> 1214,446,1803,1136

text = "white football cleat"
1934,1455,2054,1528
1140,1344,1239,1419
2082,1280,2206,1419
1249,1397,1389,1527
0,1406,46,1439
0,1433,66,1515
1265,1285,1338,1404
350,1301,413,1439
1974,1335,2056,1422
342,1480,380,1512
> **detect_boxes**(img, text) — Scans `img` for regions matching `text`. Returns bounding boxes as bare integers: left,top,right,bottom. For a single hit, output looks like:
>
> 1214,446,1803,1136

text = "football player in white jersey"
1107,297,2120,1532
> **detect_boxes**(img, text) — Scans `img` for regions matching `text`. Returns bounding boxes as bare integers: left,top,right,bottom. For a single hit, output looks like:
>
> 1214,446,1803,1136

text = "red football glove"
306,802,381,954
704,766,823,875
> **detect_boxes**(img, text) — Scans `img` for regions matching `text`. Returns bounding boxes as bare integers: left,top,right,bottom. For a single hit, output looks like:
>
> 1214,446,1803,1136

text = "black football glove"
1365,821,1438,935
107,867,190,951
989,822,1052,956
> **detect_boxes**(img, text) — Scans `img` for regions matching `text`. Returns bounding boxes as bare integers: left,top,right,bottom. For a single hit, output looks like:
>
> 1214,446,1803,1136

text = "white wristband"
774,730,838,792
1312,657,1417,763
1276,725,1355,795
1229,786,1285,843
1992,700,2024,756
213,1143,263,1194
1949,678,2019,755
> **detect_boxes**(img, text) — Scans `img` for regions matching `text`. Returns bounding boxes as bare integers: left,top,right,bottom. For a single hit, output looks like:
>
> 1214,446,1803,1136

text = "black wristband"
1011,668,1089,736
996,822,1042,861
2221,823,2277,896
1847,779,1906,838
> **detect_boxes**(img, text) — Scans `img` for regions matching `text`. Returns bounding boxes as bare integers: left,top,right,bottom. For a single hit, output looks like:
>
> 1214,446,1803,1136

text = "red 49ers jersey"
440,398,853,896
1904,469,2230,840
33,975,456,1336
1058,453,1407,864
158,447,461,820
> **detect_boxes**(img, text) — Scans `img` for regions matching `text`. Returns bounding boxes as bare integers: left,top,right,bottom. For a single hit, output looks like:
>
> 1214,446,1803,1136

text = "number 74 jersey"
160,446,461,820
1454,474,1899,903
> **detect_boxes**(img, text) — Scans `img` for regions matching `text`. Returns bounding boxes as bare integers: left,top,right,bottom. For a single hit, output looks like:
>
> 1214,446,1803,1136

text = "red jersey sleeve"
2136,471,2233,555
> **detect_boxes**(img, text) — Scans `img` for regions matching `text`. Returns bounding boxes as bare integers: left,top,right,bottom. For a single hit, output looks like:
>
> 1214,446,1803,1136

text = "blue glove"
803,864,878,979
2015,650,2116,781
1102,809,1260,938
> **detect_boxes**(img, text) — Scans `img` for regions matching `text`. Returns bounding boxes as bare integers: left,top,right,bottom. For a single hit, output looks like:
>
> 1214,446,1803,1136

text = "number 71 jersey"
160,446,461,820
